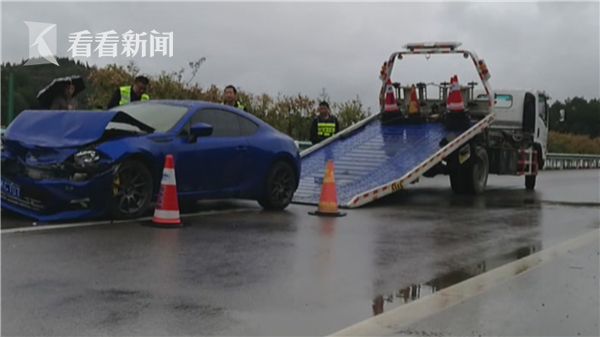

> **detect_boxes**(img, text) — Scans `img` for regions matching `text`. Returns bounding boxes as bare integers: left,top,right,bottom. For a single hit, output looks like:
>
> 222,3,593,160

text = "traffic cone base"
150,154,183,227
147,222,184,228
309,160,346,217
152,210,181,224
309,210,347,217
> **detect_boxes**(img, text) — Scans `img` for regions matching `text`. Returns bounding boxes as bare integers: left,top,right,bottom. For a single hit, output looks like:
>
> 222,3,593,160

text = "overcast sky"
2,1,599,110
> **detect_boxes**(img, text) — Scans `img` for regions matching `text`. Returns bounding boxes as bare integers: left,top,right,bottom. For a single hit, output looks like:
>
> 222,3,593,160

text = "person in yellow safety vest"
310,101,339,145
222,85,246,110
107,76,150,109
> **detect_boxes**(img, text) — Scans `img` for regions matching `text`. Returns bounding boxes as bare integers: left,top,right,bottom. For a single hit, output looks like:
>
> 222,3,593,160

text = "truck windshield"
477,94,513,108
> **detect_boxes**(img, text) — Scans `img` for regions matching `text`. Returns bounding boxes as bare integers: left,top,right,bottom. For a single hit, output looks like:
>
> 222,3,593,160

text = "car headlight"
74,150,100,167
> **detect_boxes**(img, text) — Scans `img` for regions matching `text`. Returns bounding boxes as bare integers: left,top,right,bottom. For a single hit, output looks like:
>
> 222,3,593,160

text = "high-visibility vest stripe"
317,122,336,137
119,86,150,106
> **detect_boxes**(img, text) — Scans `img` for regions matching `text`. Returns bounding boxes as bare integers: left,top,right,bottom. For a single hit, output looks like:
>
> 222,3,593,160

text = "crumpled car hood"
4,110,153,148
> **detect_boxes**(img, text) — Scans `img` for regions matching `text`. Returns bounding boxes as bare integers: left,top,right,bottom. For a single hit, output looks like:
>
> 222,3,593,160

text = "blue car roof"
129,100,273,130
128,100,217,109
155,100,208,106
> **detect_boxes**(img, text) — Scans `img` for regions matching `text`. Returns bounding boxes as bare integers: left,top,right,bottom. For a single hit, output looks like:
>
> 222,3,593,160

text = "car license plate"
1,178,21,199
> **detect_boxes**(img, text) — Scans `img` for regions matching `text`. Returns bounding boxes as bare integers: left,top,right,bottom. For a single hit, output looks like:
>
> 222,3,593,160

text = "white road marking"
329,228,600,337
0,208,258,234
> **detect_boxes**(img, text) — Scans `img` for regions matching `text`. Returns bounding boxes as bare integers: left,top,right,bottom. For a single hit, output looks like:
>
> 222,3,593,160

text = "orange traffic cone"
408,85,420,115
309,160,346,217
152,154,182,227
383,79,400,113
446,75,465,113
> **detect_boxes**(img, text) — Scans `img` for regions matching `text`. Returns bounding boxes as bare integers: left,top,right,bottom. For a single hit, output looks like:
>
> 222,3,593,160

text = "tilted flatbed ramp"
292,113,495,208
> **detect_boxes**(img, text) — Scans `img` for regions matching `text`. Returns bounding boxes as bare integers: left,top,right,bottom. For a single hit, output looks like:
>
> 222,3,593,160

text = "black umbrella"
36,75,85,109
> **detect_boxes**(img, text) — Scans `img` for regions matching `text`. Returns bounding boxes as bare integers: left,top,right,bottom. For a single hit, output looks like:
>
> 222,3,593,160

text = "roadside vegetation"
1,58,597,151
1,58,367,141
548,131,600,154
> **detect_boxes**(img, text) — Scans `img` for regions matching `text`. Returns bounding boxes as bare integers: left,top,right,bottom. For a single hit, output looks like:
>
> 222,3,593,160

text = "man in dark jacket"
107,76,150,109
310,101,340,145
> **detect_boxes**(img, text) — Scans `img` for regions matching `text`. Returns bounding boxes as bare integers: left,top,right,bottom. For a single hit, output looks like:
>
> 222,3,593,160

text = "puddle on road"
371,242,542,316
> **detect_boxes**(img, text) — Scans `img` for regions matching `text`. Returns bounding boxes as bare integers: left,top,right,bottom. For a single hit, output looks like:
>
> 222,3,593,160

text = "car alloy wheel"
259,161,296,210
111,160,153,218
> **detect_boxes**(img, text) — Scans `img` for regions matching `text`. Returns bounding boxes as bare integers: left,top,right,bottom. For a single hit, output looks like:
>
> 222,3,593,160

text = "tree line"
1,58,598,153
547,97,600,154
1,58,367,141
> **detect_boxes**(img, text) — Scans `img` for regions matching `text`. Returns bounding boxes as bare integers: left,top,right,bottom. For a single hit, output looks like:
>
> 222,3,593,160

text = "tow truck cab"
477,90,550,174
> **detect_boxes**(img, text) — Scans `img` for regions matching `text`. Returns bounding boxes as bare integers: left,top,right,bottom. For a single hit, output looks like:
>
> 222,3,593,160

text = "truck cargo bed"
292,113,494,207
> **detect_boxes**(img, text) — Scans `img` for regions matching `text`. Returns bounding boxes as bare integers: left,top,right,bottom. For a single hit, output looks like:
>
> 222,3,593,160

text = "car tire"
258,161,296,210
110,160,153,219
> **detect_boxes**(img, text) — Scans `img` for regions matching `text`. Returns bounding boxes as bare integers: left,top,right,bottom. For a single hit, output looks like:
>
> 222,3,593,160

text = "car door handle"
236,145,248,151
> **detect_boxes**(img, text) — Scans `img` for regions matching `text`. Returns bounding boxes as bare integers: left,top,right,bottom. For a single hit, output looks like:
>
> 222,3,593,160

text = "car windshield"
111,103,189,132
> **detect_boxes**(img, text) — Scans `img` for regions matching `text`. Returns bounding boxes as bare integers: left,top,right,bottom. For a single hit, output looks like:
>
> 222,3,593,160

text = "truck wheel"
467,146,489,194
449,146,488,195
525,175,536,190
449,169,467,194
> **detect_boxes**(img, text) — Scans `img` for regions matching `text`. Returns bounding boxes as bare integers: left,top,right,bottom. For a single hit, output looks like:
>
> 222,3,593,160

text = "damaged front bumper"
1,168,114,222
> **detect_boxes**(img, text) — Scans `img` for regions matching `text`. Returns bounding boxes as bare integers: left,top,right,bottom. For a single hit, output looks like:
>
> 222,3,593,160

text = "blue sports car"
1,100,300,222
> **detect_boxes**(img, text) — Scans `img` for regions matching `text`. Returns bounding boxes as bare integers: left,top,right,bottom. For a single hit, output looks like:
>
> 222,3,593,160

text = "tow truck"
292,42,549,208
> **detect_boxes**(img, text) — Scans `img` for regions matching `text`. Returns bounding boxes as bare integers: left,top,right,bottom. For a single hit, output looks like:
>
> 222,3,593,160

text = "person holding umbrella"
37,75,85,110
50,81,77,110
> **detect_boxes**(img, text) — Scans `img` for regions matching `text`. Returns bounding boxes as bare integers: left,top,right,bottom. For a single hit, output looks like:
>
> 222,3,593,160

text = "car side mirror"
190,122,213,141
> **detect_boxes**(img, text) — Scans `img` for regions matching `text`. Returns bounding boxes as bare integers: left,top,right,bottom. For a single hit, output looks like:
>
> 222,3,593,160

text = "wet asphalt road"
392,237,599,337
2,169,599,336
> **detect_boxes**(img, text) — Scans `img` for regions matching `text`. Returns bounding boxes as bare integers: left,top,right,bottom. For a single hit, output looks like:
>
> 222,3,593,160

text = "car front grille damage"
2,157,112,182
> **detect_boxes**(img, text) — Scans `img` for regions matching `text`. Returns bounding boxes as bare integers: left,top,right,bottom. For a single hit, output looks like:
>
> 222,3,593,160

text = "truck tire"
449,169,468,194
466,146,489,194
525,175,536,190
449,146,488,195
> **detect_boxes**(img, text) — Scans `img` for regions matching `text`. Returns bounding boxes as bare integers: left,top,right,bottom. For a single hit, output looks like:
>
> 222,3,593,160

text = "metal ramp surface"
293,119,450,206
292,114,494,208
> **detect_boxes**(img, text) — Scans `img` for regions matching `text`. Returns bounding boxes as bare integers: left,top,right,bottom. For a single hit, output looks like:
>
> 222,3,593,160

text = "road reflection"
371,242,541,316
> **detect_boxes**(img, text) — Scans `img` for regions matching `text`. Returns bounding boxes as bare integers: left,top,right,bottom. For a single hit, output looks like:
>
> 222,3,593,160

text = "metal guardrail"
296,140,599,170
545,153,600,170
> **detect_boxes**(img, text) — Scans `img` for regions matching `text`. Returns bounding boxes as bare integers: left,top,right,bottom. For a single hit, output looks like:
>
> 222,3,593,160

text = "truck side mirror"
559,109,565,122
